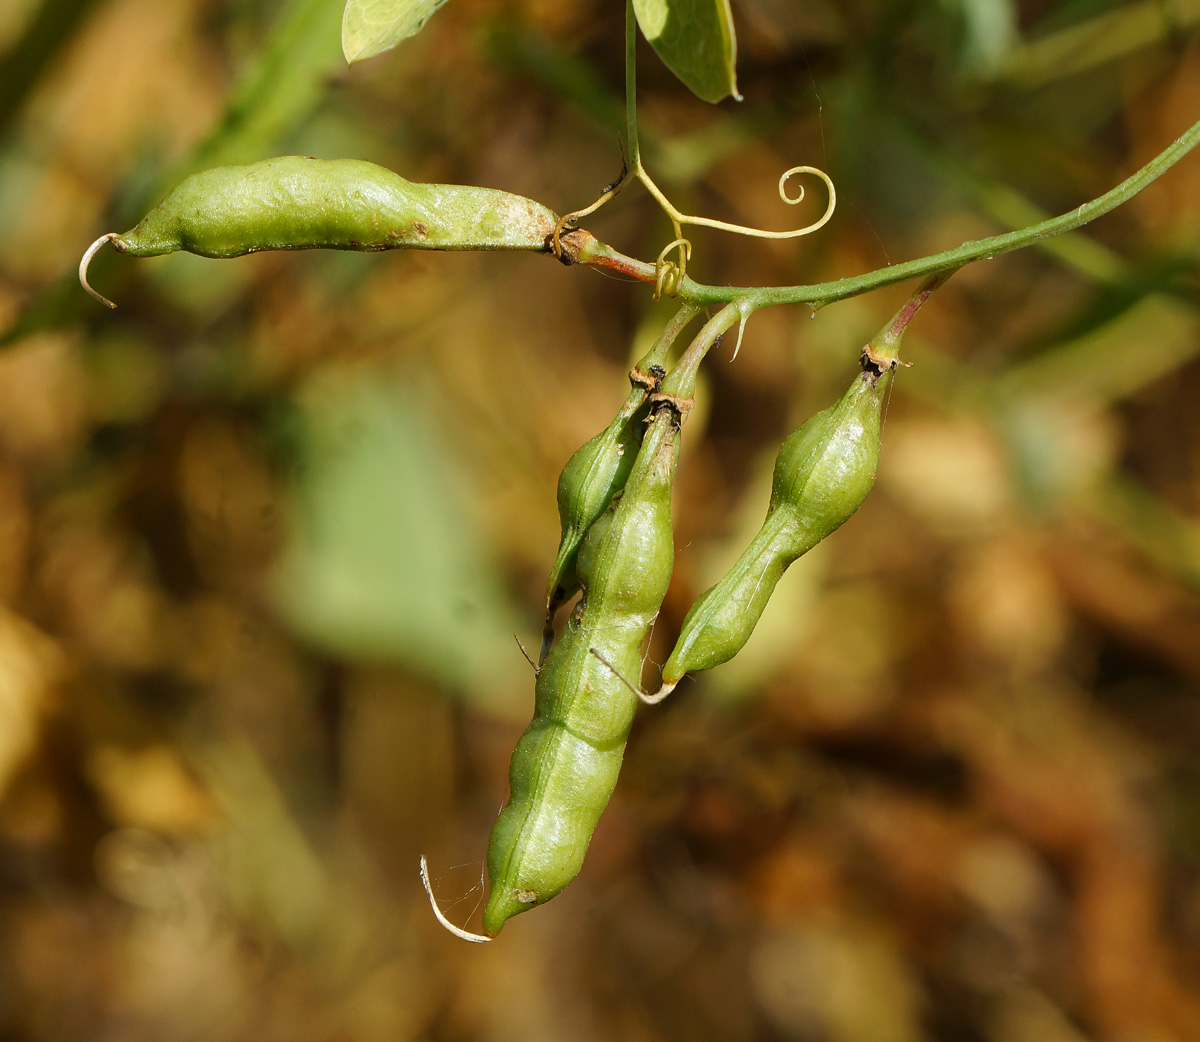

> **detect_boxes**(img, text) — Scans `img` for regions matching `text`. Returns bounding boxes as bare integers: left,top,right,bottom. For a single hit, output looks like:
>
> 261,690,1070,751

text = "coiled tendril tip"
653,238,691,300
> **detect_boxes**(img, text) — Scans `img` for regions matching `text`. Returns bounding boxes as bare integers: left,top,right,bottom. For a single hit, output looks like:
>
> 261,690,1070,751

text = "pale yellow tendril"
642,164,837,243
653,238,691,300
552,161,836,293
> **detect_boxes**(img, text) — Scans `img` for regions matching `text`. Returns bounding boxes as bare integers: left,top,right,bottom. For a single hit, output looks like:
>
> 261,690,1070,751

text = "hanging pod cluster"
445,310,709,941
75,158,937,940
422,286,940,940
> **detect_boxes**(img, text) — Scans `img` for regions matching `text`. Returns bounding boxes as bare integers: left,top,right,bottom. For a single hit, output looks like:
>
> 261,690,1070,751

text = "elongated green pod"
484,397,683,936
544,306,699,622
79,156,558,307
660,357,892,691
544,377,653,617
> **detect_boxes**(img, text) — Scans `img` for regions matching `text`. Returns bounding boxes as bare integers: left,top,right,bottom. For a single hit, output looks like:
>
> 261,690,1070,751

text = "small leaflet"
342,0,450,66
632,0,740,104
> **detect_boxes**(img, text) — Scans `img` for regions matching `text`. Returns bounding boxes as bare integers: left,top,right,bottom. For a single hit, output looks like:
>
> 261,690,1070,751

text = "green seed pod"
541,306,699,662
546,309,698,609
544,372,655,618
483,397,684,936
80,156,557,307
660,358,892,691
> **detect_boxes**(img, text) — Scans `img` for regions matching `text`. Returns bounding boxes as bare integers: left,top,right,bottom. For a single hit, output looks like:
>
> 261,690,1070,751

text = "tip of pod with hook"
420,855,493,943
79,233,122,309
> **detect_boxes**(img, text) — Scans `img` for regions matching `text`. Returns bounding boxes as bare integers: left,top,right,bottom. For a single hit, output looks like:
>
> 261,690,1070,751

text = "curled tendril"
648,164,837,241
551,160,836,290
778,166,816,205
551,162,633,258
653,238,690,300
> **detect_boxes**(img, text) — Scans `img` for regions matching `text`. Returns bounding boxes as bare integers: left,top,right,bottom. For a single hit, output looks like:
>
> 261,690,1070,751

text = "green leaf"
632,0,739,104
342,0,449,66
275,367,527,717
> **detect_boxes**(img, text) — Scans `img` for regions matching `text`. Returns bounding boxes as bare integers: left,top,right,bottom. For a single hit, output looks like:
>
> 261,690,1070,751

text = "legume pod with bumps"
483,394,684,934
462,314,727,939
656,352,893,699
80,156,559,307
542,305,700,658
647,271,957,703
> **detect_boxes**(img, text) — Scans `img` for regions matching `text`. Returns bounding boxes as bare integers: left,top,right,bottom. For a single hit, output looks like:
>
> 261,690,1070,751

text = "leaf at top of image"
633,0,740,104
342,0,449,66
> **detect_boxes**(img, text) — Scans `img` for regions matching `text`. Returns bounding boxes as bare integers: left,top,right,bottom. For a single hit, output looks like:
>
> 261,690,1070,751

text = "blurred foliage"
2,0,1200,1039
342,0,452,67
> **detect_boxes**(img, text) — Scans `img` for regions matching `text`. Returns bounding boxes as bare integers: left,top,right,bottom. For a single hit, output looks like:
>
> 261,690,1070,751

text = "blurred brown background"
2,0,1200,1039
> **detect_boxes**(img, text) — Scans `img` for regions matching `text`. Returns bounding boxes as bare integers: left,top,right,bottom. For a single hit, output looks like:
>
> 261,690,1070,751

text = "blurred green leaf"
632,0,740,103
953,0,1018,77
341,0,448,66
1005,294,1200,407
275,366,526,715
186,0,347,176
997,0,1200,87
0,0,98,139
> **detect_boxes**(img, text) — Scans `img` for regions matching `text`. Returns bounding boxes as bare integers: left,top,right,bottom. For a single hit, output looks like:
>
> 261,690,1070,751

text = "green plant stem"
658,303,743,400
871,269,957,363
625,0,641,173
572,115,1200,311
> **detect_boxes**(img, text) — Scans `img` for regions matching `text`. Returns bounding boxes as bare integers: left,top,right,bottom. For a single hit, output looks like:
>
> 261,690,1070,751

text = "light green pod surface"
484,407,680,936
112,156,557,258
544,329,678,618
545,393,647,614
662,368,890,686
662,529,790,680
577,462,676,620
482,629,638,935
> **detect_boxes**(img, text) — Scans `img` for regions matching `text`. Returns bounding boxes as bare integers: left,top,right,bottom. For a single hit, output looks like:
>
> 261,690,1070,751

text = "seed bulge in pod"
546,404,646,614
543,308,698,630
660,359,892,688
482,400,685,936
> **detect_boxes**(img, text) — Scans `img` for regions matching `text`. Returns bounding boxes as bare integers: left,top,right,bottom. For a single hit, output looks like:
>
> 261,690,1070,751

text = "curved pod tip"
419,855,493,943
640,678,676,705
79,233,122,309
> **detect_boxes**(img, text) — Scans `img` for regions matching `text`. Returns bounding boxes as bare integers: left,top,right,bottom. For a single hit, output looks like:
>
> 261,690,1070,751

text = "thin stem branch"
625,0,640,173
657,303,743,400
551,0,641,256
571,116,1200,311
555,0,837,276
872,269,957,362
